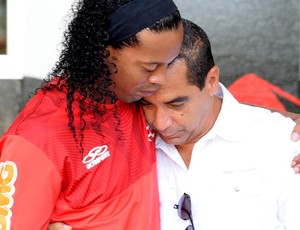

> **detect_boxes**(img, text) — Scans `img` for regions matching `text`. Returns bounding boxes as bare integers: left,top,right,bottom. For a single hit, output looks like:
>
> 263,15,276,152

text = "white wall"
0,0,73,80
24,0,74,79
0,0,25,79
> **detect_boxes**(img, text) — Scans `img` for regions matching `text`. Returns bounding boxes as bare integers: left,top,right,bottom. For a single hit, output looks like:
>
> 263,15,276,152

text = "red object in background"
228,73,300,111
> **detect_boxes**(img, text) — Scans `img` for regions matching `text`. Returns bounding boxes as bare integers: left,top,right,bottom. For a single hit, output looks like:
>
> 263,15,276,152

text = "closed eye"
166,96,188,110
143,64,158,73
144,68,155,73
169,103,185,110
139,99,151,106
144,68,156,73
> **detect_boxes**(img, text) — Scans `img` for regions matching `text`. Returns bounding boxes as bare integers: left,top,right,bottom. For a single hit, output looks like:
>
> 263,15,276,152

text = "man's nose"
147,65,167,85
152,109,172,132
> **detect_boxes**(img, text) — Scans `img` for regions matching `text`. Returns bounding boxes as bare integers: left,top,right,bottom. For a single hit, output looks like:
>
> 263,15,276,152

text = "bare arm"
48,223,72,230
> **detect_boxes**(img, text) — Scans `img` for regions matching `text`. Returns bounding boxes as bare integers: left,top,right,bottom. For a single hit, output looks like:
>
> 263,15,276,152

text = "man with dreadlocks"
0,0,183,229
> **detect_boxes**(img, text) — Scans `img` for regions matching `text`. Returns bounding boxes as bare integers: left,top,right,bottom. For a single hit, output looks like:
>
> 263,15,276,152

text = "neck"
176,96,223,169
176,143,195,168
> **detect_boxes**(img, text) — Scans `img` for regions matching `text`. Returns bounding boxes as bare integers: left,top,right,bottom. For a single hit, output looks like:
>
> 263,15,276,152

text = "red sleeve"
0,135,62,230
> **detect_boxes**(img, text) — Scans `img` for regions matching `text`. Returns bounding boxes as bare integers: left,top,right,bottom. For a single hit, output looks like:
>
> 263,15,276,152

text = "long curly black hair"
41,0,181,153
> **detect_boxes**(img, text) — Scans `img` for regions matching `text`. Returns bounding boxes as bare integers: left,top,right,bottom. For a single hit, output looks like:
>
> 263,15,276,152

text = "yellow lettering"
0,215,8,230
0,161,18,230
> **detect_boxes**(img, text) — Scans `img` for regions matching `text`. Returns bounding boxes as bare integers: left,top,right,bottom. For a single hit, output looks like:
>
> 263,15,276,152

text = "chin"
129,95,143,103
120,95,141,103
161,137,182,146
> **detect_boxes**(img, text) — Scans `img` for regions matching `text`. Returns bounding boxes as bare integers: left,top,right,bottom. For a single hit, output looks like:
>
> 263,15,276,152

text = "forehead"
145,59,194,101
164,58,189,89
120,26,183,64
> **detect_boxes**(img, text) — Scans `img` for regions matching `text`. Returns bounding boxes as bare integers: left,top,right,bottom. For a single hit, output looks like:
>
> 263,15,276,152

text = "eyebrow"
167,56,179,67
142,54,179,66
164,96,189,104
141,96,189,105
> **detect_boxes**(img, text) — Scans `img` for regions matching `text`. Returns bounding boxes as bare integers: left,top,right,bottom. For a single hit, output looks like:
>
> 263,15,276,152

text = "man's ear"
105,45,119,74
106,45,118,62
205,66,220,96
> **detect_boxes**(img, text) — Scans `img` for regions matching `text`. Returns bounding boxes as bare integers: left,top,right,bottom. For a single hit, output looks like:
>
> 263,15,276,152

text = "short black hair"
178,18,215,90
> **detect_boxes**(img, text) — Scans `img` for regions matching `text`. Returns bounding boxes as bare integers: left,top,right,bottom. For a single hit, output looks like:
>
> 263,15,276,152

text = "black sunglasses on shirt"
174,193,195,230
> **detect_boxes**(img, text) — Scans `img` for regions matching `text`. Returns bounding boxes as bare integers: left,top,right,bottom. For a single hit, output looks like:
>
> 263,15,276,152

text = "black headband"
106,0,178,44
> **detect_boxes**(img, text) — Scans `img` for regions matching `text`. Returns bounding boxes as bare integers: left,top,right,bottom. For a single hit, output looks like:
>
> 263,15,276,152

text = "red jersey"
0,87,159,229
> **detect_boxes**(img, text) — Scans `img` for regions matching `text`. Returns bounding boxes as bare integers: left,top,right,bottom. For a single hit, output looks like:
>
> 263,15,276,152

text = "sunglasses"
174,193,195,230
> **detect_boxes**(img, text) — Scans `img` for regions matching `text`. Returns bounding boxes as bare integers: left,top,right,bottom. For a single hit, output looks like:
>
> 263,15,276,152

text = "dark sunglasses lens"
186,225,194,230
177,194,191,220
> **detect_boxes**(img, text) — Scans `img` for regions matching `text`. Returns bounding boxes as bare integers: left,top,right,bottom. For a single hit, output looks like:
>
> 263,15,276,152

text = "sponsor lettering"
146,124,155,142
82,146,110,170
0,161,17,230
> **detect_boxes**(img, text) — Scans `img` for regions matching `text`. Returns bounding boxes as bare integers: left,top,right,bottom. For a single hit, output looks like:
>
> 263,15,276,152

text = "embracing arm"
243,103,300,141
269,109,300,141
48,223,72,230
270,109,300,173
245,105,300,173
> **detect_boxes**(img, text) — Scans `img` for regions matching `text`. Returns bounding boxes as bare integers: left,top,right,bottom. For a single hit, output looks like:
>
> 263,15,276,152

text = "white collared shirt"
156,83,300,230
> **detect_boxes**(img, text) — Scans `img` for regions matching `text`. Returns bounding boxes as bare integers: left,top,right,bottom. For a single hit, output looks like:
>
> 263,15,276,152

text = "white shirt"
156,83,300,230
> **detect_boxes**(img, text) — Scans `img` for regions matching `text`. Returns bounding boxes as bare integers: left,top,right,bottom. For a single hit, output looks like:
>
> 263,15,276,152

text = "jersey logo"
146,124,155,142
0,161,18,230
82,145,110,170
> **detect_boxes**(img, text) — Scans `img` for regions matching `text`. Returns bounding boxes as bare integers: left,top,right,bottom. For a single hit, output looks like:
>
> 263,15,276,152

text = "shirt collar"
212,83,253,141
